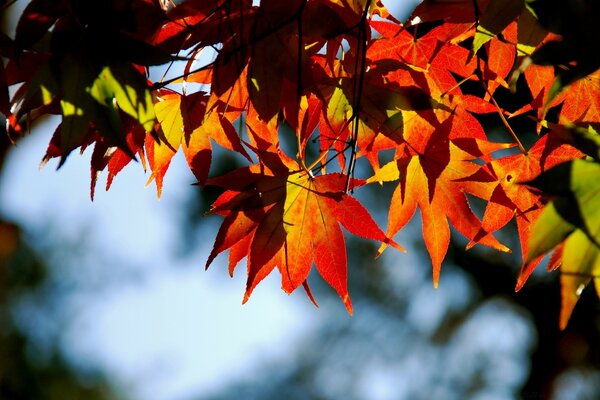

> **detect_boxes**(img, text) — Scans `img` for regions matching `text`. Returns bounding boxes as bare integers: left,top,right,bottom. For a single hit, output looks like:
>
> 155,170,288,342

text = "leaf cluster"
1,0,599,326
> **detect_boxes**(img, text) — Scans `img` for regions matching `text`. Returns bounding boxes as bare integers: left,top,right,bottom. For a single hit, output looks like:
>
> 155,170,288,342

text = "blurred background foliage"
0,220,112,399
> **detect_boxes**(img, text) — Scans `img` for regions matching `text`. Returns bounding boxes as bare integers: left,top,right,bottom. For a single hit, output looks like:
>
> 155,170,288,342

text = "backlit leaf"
559,230,600,329
473,0,524,53
206,152,402,311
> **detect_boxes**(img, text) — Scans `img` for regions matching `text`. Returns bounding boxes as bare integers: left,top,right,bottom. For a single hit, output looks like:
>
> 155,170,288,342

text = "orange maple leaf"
370,116,510,286
462,133,581,288
559,68,600,124
205,151,404,312
147,89,249,196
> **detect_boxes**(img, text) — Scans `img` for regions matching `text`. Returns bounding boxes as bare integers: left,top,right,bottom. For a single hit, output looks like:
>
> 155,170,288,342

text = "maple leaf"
523,159,600,328
512,67,599,132
472,0,523,53
317,61,437,174
369,116,510,286
247,28,286,123
559,69,600,124
508,63,556,132
558,231,600,329
483,34,516,96
147,89,249,197
205,151,403,312
369,21,441,72
90,115,147,200
14,0,67,51
461,134,581,288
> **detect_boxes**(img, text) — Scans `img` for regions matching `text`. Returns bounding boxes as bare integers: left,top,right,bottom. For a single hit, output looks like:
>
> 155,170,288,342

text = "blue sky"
0,126,541,399
0,124,324,399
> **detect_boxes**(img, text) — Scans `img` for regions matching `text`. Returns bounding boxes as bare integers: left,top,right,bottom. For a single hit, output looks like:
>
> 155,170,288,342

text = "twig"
345,0,372,193
488,92,527,154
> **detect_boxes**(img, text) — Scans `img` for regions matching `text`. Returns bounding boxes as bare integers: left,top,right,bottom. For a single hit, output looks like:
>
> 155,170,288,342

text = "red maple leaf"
205,150,403,312
462,133,581,288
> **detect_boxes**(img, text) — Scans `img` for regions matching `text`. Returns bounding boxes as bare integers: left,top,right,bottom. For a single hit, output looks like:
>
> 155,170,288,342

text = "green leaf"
562,228,597,276
559,229,599,328
58,54,96,157
473,25,496,54
516,7,547,56
527,159,600,247
327,84,353,125
473,0,525,53
89,65,155,132
571,162,600,247
560,124,600,162
528,159,600,329
22,63,57,111
526,199,575,263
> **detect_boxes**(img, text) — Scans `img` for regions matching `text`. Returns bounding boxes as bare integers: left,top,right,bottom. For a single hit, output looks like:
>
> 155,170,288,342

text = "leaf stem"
296,1,310,173
469,0,527,156
440,74,476,98
345,0,372,193
153,1,307,90
488,92,528,154
310,143,353,175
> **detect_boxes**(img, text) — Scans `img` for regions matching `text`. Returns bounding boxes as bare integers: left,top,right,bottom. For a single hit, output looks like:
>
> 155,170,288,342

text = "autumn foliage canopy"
1,0,599,328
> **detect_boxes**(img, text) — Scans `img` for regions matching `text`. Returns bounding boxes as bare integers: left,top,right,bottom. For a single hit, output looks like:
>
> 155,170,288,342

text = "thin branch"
306,125,353,173
488,91,528,154
311,142,353,175
468,0,526,155
471,0,481,23
153,59,218,89
440,74,476,98
297,1,308,172
153,0,306,90
345,0,372,193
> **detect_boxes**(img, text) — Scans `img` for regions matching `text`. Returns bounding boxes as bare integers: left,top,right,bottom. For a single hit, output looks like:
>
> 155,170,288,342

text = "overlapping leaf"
148,89,249,196
206,152,403,311
524,159,600,328
1,0,599,323
369,116,511,285
461,134,581,281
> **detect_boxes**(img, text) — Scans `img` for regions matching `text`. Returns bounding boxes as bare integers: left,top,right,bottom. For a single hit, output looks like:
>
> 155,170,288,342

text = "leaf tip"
559,275,590,330
432,270,440,289
39,156,51,170
343,294,353,316
387,238,406,253
145,173,163,198
242,285,255,305
302,281,319,308
376,243,388,258
516,257,543,292
514,277,526,292
515,266,531,292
